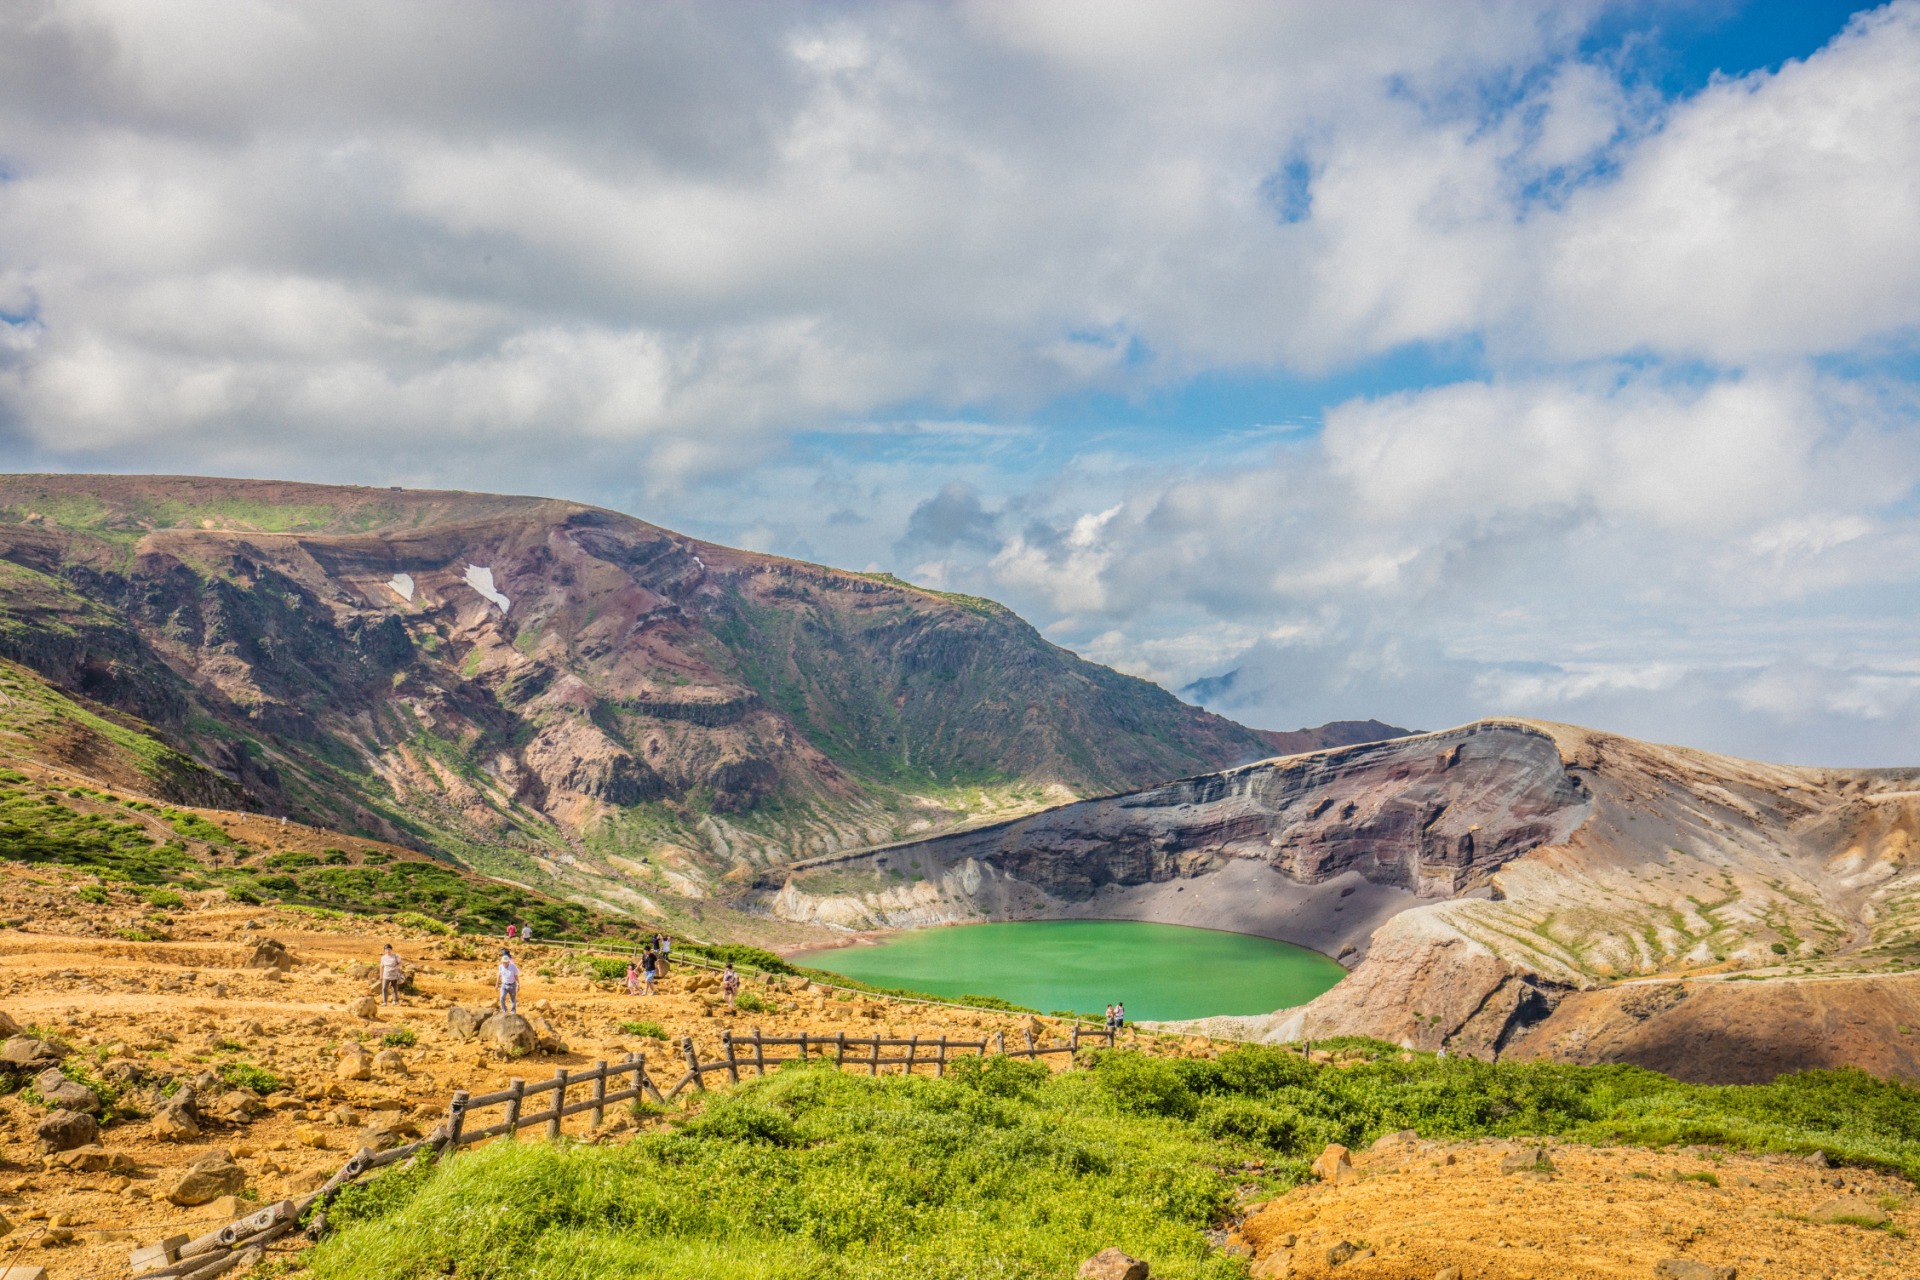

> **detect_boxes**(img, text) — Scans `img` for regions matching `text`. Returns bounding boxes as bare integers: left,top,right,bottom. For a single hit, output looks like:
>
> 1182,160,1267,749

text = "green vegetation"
687,943,796,975
620,1020,669,1042
381,1028,418,1049
218,1061,285,1096
307,1046,1920,1280
732,989,773,1015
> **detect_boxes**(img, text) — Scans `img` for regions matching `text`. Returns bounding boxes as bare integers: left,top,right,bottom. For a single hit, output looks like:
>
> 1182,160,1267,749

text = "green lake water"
790,920,1347,1022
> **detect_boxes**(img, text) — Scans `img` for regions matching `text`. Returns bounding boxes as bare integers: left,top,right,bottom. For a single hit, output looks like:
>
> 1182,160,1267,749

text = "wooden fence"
130,1024,1113,1279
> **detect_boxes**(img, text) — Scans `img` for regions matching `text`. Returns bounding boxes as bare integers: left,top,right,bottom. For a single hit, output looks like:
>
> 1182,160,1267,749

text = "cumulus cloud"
2,1,1920,762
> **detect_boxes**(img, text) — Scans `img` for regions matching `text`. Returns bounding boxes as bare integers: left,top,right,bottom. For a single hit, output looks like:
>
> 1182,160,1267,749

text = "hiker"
721,961,740,1011
1114,1002,1125,1030
522,924,534,946
378,943,405,1005
505,923,517,942
642,947,658,996
497,949,520,1013
625,961,640,997
659,935,672,973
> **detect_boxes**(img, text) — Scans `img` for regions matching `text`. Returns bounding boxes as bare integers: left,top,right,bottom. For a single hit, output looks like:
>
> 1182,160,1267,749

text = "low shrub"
381,1028,417,1049
689,942,796,975
619,1020,669,1041
392,911,451,936
218,1061,285,1095
733,989,773,1015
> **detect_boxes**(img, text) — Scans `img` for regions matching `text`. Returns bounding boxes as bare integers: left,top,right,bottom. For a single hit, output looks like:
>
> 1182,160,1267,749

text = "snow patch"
463,564,510,613
387,572,415,601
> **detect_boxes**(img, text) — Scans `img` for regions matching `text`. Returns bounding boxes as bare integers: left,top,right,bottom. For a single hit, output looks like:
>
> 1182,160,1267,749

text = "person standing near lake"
721,961,739,1012
1114,1002,1125,1031
378,943,405,1006
497,949,520,1013
642,946,658,995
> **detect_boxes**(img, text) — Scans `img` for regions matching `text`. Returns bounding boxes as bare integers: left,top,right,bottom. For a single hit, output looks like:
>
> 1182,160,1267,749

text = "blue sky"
2,1,1920,764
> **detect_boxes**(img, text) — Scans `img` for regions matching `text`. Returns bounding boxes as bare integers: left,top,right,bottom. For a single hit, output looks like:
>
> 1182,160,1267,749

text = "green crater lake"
791,920,1347,1022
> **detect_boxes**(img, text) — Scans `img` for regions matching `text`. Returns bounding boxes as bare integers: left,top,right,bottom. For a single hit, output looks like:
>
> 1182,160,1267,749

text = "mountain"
765,718,1920,1082
0,473,1376,916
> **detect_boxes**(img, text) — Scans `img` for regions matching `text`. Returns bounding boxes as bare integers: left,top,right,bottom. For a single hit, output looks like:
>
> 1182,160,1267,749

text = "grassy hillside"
309,1043,1920,1280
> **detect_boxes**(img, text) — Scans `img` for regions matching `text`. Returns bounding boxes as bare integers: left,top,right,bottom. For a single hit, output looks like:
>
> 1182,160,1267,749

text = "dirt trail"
1241,1138,1917,1279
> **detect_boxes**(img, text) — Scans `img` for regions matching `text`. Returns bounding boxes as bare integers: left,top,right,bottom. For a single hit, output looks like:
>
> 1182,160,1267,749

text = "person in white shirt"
378,943,405,1005
497,950,520,1014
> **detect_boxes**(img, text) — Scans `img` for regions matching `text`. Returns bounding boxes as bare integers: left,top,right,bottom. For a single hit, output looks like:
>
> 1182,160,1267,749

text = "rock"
0,1012,20,1038
244,938,295,971
1434,1270,1461,1280
480,1012,538,1056
1325,1241,1357,1266
1311,1144,1353,1183
212,1089,262,1121
281,1164,331,1194
1499,1146,1555,1175
446,1006,486,1040
1,1038,61,1069
349,996,379,1020
1077,1248,1149,1280
166,1154,246,1206
1801,1150,1830,1168
1653,1261,1735,1280
530,1017,566,1053
45,1145,133,1173
34,1109,97,1153
151,1103,200,1141
1809,1195,1889,1226
205,1194,246,1218
30,1068,64,1095
336,1047,371,1081
292,1125,331,1150
1368,1129,1418,1152
40,1080,99,1113
371,1049,408,1076
1248,1250,1291,1279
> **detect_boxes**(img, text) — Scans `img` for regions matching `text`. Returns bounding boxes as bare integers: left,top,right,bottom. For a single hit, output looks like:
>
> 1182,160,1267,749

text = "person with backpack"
378,943,405,1006
497,949,520,1013
721,962,740,1012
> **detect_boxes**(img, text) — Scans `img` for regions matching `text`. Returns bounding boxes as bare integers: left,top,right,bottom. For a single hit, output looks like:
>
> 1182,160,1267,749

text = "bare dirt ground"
1239,1135,1918,1279
0,863,1146,1279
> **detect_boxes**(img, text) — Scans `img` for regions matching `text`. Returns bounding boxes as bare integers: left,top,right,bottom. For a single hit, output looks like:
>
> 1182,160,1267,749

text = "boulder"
1311,1144,1353,1183
446,1006,486,1040
205,1194,247,1219
1077,1248,1149,1280
166,1154,246,1206
336,1048,371,1082
480,1013,538,1057
1368,1129,1418,1153
0,1011,21,1037
40,1080,99,1114
1,1037,62,1069
45,1145,133,1173
1653,1262,1735,1280
244,938,295,971
1499,1146,1555,1176
348,996,379,1020
530,1017,567,1054
281,1164,332,1194
1809,1195,1889,1227
1248,1248,1291,1279
151,1105,200,1141
1325,1241,1357,1266
371,1049,408,1076
211,1089,262,1122
34,1109,97,1154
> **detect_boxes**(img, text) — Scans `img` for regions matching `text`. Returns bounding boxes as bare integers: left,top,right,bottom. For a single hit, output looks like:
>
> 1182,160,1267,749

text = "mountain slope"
0,473,1302,909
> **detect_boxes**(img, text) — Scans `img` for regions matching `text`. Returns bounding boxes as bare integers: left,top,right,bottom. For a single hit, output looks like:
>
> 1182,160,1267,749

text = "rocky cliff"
0,473,1369,914
769,718,1920,1077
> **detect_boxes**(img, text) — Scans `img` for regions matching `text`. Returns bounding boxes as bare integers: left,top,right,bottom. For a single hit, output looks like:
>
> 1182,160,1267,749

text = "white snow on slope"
463,564,510,613
388,572,415,601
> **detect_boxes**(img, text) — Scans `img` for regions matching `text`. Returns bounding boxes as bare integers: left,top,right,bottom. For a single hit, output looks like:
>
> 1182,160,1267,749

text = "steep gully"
762,720,1920,1080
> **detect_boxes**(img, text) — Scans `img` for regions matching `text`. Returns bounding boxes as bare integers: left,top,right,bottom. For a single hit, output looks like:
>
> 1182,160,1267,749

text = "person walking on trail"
625,961,640,997
505,923,517,943
659,935,672,974
641,947,659,996
721,962,740,1012
497,949,520,1014
378,943,405,1005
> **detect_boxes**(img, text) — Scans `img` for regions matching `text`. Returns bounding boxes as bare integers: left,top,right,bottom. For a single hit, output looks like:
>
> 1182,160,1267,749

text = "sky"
3,0,1919,766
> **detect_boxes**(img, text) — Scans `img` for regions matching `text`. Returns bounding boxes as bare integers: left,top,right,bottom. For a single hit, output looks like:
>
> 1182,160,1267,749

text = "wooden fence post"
835,1031,846,1069
722,1030,740,1084
798,1031,809,1062
868,1036,880,1076
1069,1027,1079,1068
905,1035,917,1077
936,1035,947,1078
504,1078,526,1139
683,1037,706,1092
995,1030,1005,1056
751,1028,767,1076
445,1090,468,1154
548,1068,569,1140
589,1060,607,1131
1107,1026,1115,1049
1023,1027,1036,1059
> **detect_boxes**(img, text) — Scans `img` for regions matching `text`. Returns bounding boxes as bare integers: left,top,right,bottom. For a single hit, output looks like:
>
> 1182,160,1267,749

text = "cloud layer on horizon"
3,1,1920,764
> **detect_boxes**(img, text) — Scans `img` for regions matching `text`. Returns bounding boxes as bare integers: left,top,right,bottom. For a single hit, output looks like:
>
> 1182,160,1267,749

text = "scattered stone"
34,1109,97,1154
1311,1144,1353,1183
1801,1150,1830,1168
166,1153,246,1206
40,1078,99,1113
1809,1195,1890,1227
281,1164,332,1194
1,1038,61,1069
244,938,295,971
372,1048,408,1075
45,1145,133,1173
292,1125,331,1150
1499,1146,1555,1176
336,1046,372,1081
151,1102,200,1141
1325,1241,1357,1266
1077,1247,1149,1280
349,996,380,1020
205,1194,246,1218
480,1012,538,1056
1248,1249,1291,1280
0,1266,46,1280
1654,1261,1735,1280
212,1089,262,1122
1368,1129,1418,1153
1434,1269,1461,1280
446,1006,485,1040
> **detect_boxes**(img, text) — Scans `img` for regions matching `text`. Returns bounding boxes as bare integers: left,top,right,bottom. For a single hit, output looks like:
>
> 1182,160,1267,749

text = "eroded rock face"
770,723,1591,955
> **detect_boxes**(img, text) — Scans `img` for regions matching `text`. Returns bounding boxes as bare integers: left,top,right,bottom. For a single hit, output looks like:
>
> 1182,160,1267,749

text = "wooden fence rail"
130,1025,1115,1278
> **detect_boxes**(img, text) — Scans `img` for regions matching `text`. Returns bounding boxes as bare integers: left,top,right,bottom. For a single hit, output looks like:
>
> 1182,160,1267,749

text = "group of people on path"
622,934,674,996
1103,1002,1126,1033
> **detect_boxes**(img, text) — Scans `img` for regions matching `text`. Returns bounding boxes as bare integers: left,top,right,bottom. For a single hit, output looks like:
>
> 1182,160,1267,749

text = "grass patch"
620,1020,670,1041
381,1028,417,1049
218,1061,285,1095
302,1048,1920,1280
